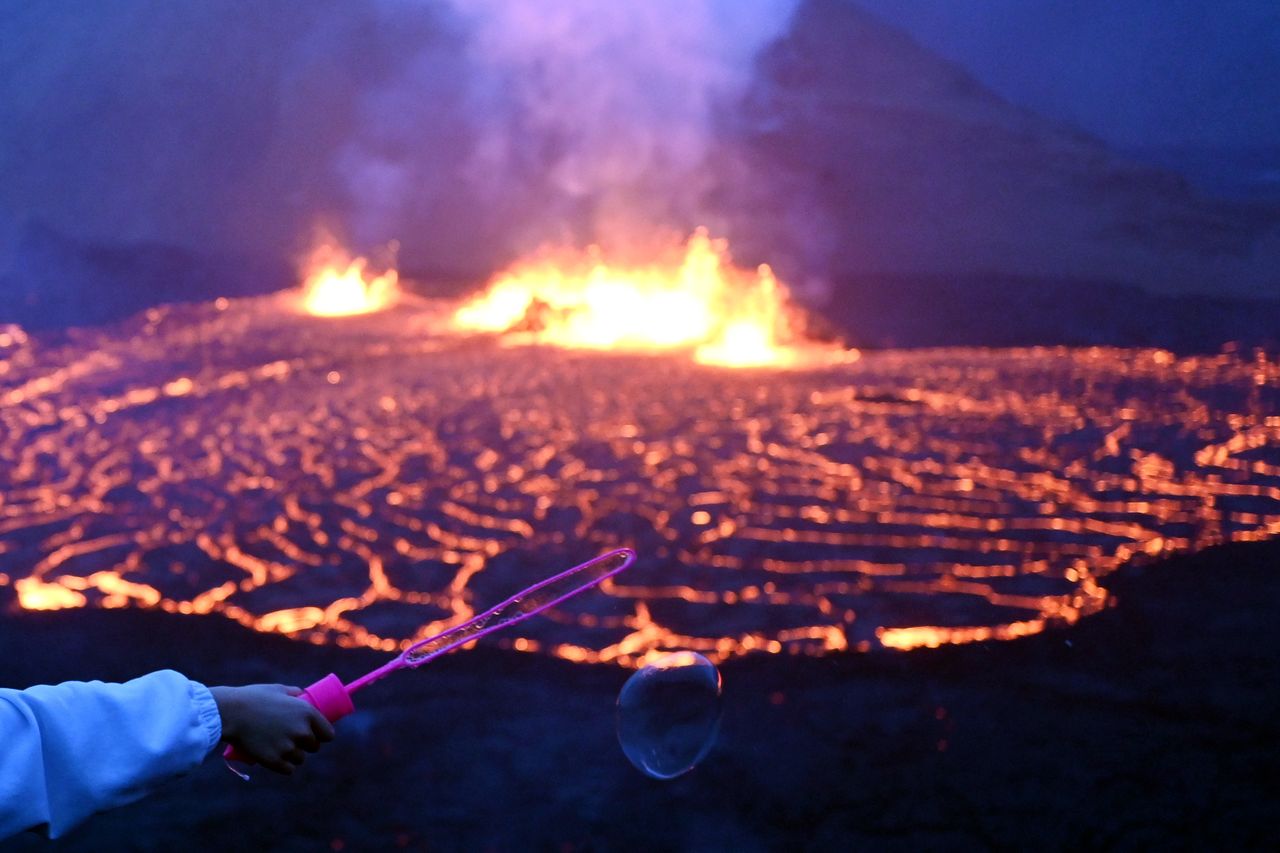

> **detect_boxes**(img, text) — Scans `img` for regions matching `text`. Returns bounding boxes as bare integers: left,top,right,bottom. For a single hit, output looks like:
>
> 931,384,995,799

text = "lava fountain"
452,229,839,368
295,243,400,317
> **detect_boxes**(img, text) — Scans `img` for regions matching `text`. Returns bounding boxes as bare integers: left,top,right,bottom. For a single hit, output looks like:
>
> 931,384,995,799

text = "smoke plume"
343,0,801,260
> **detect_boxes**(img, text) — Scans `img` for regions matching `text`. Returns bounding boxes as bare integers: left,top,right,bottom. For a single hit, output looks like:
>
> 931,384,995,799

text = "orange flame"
452,229,812,368
15,577,87,611
297,244,399,317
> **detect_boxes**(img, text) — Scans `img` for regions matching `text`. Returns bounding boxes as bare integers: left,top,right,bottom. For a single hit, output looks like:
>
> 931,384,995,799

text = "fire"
452,229,808,368
296,244,399,317
15,577,86,611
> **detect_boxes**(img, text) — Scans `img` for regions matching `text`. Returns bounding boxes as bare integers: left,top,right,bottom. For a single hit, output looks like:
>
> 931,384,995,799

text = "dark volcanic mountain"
722,0,1280,300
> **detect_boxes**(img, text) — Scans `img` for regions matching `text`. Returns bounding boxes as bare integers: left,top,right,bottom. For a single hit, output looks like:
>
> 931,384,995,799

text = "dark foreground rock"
1,540,1277,852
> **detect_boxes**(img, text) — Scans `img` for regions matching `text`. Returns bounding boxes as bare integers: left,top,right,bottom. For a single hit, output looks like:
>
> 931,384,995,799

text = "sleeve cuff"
188,680,223,754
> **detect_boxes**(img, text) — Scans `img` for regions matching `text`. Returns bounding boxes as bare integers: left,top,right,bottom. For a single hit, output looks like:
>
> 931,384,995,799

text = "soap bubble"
616,651,722,780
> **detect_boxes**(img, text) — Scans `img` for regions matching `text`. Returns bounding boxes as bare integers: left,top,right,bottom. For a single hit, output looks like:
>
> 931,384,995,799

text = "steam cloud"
0,0,805,319
343,0,801,258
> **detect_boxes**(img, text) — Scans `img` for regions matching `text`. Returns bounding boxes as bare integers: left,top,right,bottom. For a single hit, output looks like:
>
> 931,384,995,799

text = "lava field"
1,297,1277,665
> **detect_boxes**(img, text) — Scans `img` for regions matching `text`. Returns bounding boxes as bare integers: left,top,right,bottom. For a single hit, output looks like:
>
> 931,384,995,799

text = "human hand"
209,684,335,774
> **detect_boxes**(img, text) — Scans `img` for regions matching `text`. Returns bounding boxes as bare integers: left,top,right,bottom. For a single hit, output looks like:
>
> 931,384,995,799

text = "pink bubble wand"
224,547,636,766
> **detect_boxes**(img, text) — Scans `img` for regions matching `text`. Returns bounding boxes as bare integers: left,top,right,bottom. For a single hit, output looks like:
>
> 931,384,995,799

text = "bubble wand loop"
224,548,635,766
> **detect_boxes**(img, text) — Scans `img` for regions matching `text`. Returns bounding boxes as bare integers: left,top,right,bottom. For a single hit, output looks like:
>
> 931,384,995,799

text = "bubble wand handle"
222,548,635,767
346,658,401,694
348,546,636,692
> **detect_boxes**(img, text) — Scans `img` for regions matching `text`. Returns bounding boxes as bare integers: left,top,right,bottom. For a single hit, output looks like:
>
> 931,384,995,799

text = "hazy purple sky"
2,0,1279,308
854,0,1280,149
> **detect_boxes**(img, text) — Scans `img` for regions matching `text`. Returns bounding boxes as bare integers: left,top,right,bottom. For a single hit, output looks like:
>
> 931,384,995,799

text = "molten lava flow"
297,244,399,317
2,304,1279,667
452,229,803,368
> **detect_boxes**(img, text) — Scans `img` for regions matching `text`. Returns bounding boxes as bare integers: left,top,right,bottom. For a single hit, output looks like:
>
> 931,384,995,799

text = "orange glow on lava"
3,293,1278,668
15,577,87,611
296,244,398,317
452,229,828,368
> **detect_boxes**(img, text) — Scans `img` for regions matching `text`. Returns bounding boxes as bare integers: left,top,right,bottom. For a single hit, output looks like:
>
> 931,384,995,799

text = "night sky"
855,0,1280,149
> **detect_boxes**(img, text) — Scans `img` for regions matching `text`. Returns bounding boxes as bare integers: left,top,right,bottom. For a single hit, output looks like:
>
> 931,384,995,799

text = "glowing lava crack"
1,297,1278,667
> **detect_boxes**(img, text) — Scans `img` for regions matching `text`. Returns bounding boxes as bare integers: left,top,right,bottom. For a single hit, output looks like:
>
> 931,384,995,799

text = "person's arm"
0,670,221,839
0,672,334,840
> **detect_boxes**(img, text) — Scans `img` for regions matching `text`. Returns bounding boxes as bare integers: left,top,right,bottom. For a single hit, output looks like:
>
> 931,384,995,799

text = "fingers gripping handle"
299,672,356,721
222,673,354,764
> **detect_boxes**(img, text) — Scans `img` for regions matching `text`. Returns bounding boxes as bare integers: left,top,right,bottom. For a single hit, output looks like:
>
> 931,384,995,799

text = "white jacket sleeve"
0,670,222,840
